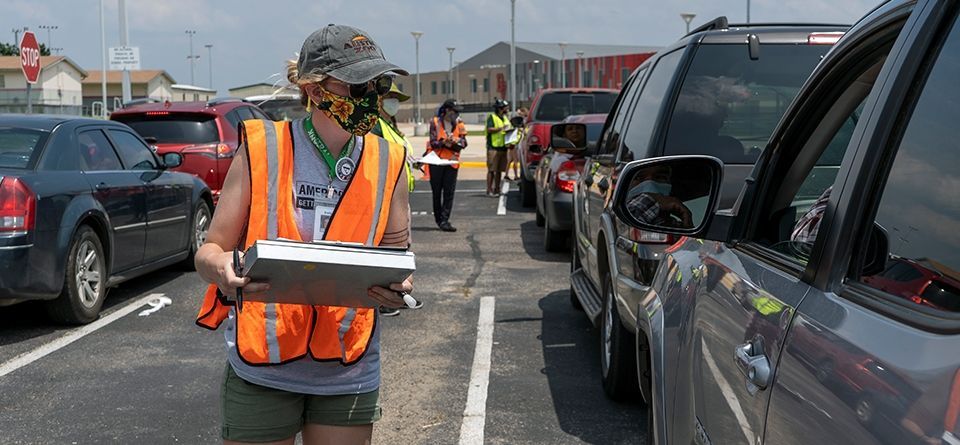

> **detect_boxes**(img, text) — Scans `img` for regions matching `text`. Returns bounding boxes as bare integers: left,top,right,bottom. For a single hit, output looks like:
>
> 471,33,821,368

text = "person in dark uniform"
426,99,467,232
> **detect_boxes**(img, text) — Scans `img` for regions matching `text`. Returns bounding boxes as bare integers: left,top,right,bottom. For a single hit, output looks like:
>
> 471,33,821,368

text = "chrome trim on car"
0,244,33,251
148,215,188,226
113,222,147,231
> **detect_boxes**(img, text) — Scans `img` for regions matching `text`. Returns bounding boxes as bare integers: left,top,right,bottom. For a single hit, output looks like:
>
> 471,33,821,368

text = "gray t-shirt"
225,118,380,395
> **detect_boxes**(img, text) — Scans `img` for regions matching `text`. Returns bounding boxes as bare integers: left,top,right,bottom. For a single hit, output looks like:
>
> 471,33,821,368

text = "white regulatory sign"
109,46,141,71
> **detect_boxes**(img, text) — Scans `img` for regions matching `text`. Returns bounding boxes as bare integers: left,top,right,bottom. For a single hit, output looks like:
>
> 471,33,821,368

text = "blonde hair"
283,58,326,106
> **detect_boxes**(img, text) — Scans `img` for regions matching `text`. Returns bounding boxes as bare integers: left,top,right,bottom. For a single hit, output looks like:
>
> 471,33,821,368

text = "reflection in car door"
107,129,190,261
77,128,147,272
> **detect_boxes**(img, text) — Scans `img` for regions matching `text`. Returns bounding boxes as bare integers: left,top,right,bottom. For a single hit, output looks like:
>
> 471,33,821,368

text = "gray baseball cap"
297,24,408,84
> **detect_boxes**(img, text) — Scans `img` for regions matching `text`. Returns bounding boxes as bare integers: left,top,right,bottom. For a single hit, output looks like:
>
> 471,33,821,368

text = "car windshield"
114,113,219,144
256,98,308,122
664,43,832,164
535,92,618,121
0,127,47,169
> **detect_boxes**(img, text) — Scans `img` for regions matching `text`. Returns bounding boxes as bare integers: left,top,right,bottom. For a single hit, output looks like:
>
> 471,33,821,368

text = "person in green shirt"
485,99,511,196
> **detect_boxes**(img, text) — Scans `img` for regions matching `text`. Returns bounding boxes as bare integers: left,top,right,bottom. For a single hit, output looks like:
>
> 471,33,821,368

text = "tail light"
182,143,234,158
808,32,844,45
0,177,36,233
555,160,579,193
630,227,674,244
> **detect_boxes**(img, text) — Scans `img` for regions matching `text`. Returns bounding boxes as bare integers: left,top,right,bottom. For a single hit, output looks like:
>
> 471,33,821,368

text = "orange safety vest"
195,119,406,366
427,116,466,170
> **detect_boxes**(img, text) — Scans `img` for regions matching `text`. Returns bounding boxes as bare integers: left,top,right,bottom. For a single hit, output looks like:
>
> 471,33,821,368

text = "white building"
0,56,87,115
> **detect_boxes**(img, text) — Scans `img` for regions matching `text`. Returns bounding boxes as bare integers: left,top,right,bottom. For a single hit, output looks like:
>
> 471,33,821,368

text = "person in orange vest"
193,24,411,445
427,99,467,232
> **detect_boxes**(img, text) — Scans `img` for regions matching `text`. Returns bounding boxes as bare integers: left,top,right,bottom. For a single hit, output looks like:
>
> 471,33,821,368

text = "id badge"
314,205,334,241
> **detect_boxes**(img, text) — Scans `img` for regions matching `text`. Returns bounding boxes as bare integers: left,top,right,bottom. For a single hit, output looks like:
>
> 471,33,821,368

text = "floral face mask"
315,87,382,136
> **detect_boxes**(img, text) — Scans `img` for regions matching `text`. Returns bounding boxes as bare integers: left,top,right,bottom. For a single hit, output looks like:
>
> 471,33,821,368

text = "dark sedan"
0,115,212,324
533,113,605,252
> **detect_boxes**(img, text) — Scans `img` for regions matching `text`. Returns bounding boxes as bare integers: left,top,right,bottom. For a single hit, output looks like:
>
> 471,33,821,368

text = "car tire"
600,271,639,401
535,205,545,227
520,177,535,208
45,226,107,324
570,239,583,311
182,200,212,270
543,212,566,253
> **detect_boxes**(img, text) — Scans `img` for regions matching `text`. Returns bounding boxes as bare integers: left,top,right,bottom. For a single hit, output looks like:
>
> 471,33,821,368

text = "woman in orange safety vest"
193,24,411,445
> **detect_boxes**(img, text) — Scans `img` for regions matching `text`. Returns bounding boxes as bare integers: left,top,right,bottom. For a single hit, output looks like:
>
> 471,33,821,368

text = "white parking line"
0,293,165,378
497,182,509,216
701,337,755,445
458,296,496,445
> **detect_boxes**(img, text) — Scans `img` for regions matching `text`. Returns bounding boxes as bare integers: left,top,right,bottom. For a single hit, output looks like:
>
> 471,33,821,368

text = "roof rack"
726,22,850,29
686,16,729,37
206,97,245,107
122,98,161,108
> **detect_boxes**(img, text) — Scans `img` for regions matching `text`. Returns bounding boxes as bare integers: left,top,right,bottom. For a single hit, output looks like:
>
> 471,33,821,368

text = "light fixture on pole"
185,30,197,85
576,51,584,88
558,42,567,87
681,13,696,34
509,0,517,111
411,31,423,125
38,25,57,50
205,44,214,89
446,47,455,99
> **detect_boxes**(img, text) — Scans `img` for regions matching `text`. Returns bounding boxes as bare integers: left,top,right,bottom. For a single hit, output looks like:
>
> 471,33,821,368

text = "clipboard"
232,239,415,308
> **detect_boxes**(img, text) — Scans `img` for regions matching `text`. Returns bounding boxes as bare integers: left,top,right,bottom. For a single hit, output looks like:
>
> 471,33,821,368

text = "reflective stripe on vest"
195,119,405,366
489,113,507,148
427,116,466,169
378,118,415,192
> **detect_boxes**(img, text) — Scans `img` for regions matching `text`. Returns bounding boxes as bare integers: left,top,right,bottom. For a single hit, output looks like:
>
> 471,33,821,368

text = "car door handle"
584,176,594,187
95,182,108,190
597,178,610,193
735,340,771,395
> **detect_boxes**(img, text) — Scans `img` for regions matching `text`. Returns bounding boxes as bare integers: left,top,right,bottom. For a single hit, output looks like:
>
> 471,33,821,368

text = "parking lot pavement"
0,179,647,444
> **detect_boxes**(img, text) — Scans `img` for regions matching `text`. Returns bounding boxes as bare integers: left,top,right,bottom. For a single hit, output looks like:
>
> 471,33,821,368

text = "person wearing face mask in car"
625,165,693,229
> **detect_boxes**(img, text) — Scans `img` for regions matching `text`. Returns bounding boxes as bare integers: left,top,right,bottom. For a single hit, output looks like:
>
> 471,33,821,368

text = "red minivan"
111,98,273,204
518,88,619,207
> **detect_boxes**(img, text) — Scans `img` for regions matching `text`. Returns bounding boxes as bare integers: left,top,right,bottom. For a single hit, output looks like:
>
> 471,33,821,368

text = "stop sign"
19,31,41,84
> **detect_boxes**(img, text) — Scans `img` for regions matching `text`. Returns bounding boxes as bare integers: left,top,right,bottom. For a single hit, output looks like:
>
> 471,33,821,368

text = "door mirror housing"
162,152,183,169
550,123,588,154
613,156,724,238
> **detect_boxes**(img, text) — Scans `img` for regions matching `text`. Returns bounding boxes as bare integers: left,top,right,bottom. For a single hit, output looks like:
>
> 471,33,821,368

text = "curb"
460,161,487,168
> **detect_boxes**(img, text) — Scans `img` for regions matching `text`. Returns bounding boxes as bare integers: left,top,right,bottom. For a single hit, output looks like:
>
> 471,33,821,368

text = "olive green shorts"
220,364,382,443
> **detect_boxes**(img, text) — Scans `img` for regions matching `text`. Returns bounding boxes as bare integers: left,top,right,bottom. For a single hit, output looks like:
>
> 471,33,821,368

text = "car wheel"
570,239,583,311
543,212,566,253
45,226,107,324
520,177,535,208
182,200,212,270
600,271,639,400
855,396,874,425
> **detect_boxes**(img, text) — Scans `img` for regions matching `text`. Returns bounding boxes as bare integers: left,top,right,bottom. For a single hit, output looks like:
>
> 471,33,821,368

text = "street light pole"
746,0,751,24
681,13,696,34
118,0,132,104
558,42,566,87
446,47,455,99
509,0,517,111
38,25,57,50
99,0,107,117
205,44,213,89
411,31,423,124
576,51,584,88
185,30,197,85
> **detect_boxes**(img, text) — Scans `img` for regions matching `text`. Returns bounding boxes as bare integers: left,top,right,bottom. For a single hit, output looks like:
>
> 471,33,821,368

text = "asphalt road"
0,178,648,444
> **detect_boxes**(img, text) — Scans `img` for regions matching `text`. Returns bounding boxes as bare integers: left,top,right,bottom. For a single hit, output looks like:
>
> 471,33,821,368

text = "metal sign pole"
26,83,32,114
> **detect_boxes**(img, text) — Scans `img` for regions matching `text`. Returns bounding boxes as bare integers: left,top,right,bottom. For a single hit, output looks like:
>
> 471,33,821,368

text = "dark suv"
518,88,619,207
569,19,846,399
607,1,960,443
111,98,273,203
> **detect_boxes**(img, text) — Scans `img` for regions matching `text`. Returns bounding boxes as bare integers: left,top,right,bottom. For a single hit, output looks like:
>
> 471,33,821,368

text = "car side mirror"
550,123,587,154
613,156,724,237
143,136,159,145
162,152,183,169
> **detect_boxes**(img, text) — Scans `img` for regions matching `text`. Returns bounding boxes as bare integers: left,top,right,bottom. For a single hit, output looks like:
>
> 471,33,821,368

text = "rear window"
113,113,219,144
256,99,308,122
534,92,618,121
664,44,832,164
0,128,46,169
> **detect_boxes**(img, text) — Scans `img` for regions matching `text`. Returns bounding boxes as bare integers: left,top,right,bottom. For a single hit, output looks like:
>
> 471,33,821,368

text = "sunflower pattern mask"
316,87,382,136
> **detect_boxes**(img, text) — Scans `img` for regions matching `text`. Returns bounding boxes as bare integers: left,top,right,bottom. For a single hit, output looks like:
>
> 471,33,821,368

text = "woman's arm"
368,171,412,308
194,143,269,296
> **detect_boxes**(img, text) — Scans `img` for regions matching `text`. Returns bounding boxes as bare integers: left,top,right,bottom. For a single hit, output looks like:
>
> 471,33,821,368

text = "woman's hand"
208,251,270,298
368,276,414,309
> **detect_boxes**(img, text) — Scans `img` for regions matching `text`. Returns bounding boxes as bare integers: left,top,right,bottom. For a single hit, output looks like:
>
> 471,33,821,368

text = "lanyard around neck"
304,117,355,179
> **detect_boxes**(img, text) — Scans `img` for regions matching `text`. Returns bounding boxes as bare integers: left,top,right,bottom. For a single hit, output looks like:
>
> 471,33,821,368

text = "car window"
257,98,308,122
250,107,272,121
225,110,242,131
856,18,960,313
621,49,683,163
533,91,618,122
0,128,46,169
664,44,832,164
108,130,158,170
597,67,646,156
235,106,256,121
78,130,122,171
113,113,219,145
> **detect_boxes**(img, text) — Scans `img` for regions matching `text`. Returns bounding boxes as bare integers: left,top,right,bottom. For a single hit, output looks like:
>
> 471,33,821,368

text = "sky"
2,0,881,94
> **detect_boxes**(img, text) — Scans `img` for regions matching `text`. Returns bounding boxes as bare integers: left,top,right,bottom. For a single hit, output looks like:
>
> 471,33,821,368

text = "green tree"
0,42,52,56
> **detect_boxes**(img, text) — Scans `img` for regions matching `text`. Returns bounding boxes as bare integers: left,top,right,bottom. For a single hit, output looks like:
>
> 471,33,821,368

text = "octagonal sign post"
19,31,41,114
